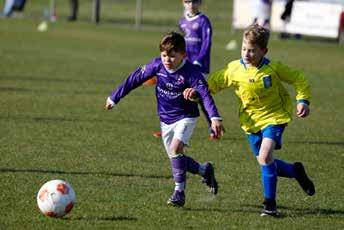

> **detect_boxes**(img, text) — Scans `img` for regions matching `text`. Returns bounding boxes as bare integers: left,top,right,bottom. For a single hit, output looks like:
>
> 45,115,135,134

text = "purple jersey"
179,13,212,74
109,57,220,124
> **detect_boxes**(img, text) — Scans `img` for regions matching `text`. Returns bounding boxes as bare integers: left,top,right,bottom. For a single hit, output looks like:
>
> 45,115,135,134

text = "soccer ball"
37,179,76,218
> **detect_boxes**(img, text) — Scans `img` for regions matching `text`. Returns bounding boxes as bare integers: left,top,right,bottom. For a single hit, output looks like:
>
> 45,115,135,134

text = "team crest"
177,75,185,85
263,75,272,88
192,23,199,30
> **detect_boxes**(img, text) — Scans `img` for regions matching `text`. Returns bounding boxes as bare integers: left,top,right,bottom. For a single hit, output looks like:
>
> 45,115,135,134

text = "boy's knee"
257,155,274,165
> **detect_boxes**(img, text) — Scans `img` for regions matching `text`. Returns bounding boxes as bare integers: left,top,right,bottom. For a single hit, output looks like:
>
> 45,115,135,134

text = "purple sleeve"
109,59,157,104
197,17,212,66
190,74,220,119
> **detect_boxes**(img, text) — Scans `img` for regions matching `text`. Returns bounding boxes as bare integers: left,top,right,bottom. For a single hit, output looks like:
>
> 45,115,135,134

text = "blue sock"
261,162,277,200
275,159,296,178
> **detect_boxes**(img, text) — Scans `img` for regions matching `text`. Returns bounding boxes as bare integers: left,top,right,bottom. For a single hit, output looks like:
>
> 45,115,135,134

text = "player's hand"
296,103,310,118
211,119,225,138
105,97,115,110
183,88,198,101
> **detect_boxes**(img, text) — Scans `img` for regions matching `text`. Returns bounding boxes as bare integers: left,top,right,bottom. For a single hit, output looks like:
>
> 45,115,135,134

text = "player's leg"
271,142,315,195
275,158,315,195
173,117,218,194
68,0,78,21
257,137,278,217
248,125,285,217
161,122,186,207
258,124,290,217
168,139,187,207
3,0,15,16
163,118,217,206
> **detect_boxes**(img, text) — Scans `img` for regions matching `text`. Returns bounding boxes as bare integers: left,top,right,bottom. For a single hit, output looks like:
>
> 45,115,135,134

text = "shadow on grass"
0,85,105,96
183,207,259,215
288,140,344,146
243,204,344,218
65,215,138,222
0,75,113,84
0,168,171,180
0,114,138,125
211,136,344,147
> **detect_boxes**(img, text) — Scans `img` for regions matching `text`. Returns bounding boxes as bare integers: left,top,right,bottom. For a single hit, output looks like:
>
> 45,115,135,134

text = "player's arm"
194,19,212,68
183,87,199,102
184,66,232,101
105,60,157,110
275,62,311,118
207,68,232,94
189,74,225,137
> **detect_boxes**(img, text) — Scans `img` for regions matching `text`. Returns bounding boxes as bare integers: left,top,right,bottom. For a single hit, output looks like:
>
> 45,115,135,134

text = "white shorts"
161,117,198,157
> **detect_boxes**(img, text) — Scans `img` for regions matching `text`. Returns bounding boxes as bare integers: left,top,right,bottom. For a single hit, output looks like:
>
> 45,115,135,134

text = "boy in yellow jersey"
202,24,315,216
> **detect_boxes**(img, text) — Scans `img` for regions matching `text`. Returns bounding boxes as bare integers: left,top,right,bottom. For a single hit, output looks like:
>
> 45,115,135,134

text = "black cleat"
202,162,218,194
261,198,279,217
294,162,315,196
167,190,185,207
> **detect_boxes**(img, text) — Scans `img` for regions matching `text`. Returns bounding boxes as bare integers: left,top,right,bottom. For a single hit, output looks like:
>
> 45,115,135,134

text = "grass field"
1,1,344,229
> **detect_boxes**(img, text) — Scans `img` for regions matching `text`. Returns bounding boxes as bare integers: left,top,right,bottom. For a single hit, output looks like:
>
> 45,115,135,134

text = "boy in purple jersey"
179,0,216,140
105,32,225,207
179,0,212,74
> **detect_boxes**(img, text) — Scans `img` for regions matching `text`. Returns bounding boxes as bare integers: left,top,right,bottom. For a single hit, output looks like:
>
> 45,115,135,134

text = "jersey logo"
177,75,185,85
192,23,199,30
263,75,272,88
184,28,191,36
166,83,174,90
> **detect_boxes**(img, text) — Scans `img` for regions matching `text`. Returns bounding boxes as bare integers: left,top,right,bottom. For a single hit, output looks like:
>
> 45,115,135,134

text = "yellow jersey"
208,58,311,133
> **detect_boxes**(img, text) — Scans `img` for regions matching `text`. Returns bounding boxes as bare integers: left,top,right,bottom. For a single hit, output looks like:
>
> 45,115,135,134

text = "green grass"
1,1,344,229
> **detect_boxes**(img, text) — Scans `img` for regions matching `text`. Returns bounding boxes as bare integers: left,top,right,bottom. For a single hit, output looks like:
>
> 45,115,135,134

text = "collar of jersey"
240,57,270,69
164,59,186,74
184,12,202,21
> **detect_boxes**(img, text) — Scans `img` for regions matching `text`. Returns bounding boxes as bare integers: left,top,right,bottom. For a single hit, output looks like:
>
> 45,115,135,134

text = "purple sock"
171,155,187,184
184,155,200,174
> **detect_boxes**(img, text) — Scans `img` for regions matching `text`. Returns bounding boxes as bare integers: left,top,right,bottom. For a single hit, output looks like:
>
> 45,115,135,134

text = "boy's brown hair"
243,24,270,49
159,31,186,54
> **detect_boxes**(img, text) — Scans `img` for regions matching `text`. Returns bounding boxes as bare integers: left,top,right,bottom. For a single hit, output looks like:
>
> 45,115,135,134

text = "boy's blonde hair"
243,24,270,49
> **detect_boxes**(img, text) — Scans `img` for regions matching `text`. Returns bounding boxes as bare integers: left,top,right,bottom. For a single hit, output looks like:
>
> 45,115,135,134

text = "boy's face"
183,0,201,15
241,38,267,67
161,50,186,71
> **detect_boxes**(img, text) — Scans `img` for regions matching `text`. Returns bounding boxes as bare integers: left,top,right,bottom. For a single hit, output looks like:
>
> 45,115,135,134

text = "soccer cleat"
294,162,315,196
167,190,185,207
152,131,162,138
260,198,279,217
202,162,218,194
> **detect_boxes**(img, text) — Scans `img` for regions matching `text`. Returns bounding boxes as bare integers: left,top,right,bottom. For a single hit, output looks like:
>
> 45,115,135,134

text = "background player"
179,0,215,140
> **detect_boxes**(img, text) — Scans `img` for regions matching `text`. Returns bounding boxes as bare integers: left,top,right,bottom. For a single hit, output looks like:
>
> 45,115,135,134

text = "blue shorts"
247,124,286,156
